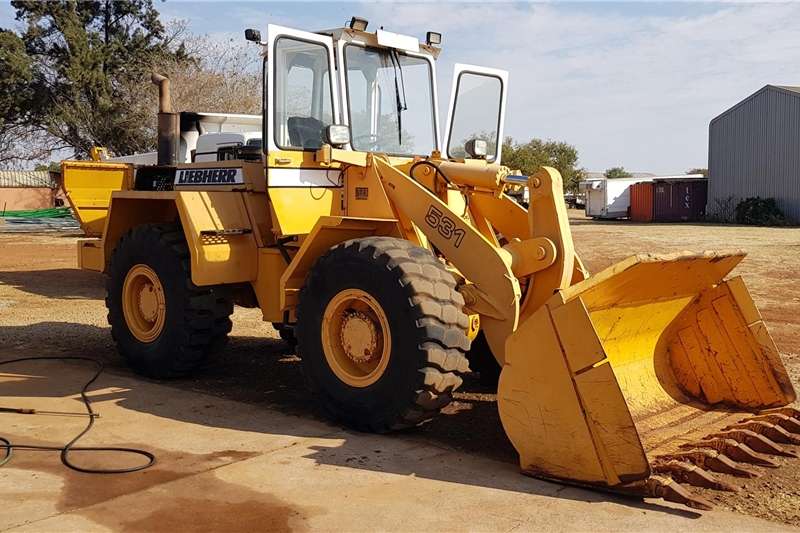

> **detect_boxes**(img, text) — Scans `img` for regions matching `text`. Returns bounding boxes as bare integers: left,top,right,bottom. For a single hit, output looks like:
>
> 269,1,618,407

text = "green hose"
0,207,73,218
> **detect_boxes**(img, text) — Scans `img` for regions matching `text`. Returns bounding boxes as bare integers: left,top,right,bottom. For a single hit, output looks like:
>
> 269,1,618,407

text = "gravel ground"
1,211,798,526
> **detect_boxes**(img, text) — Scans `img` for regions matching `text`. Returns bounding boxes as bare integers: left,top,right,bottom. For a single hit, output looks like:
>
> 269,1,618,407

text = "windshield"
344,45,436,156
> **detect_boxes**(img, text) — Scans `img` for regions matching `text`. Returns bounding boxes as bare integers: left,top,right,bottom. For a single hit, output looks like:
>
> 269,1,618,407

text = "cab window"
273,37,334,150
447,72,503,161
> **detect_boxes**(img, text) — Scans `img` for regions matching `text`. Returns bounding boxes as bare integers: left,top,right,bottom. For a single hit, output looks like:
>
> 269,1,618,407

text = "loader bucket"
62,160,134,236
498,250,797,507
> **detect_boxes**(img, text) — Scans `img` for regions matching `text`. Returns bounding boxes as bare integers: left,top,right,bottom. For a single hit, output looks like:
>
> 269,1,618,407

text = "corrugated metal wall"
652,180,707,221
708,86,800,222
630,182,653,222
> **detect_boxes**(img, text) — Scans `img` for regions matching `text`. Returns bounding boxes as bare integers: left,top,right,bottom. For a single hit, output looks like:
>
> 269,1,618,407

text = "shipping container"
579,176,655,219
630,182,653,222
652,179,707,222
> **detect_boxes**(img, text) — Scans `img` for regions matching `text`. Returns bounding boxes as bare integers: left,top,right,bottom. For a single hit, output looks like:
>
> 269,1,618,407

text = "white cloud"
359,2,800,173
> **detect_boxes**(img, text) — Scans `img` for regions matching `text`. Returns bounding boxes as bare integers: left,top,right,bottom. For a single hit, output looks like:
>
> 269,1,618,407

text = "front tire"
296,237,471,432
106,223,233,378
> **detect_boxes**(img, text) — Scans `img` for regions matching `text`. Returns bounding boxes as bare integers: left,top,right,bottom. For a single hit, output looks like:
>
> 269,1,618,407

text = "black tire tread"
106,223,232,378
297,236,470,432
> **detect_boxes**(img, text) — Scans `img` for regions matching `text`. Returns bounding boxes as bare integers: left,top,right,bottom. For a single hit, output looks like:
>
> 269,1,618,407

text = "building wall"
0,187,55,211
709,87,800,222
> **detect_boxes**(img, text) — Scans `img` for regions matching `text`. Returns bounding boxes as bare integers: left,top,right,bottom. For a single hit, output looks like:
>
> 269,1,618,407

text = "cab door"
442,64,508,164
266,24,343,235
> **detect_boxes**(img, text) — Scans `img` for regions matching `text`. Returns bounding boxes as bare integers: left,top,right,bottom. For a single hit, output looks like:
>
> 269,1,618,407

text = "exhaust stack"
151,73,178,166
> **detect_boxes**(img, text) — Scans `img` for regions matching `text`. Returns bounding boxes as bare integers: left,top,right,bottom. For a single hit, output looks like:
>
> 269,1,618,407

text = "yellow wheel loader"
62,21,798,509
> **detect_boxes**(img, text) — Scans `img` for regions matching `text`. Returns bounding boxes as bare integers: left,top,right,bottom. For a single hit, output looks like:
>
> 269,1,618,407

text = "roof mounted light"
426,31,442,46
465,139,488,159
349,16,369,32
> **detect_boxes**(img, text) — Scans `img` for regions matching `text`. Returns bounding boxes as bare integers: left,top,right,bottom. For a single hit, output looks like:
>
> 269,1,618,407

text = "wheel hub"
122,264,166,343
321,288,391,388
137,284,160,322
339,310,379,363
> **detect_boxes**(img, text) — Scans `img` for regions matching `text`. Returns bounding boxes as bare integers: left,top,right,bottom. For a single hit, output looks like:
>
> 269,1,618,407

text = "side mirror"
244,29,261,43
325,124,351,147
465,138,488,159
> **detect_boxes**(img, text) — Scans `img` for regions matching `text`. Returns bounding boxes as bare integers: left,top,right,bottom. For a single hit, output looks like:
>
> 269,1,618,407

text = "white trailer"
580,175,655,219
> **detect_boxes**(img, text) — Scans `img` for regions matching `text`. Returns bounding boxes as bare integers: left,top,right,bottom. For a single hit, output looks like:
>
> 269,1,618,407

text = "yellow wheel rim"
122,264,166,343
321,288,391,388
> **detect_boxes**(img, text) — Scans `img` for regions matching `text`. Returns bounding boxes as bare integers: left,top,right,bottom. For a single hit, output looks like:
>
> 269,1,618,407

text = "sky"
3,1,800,174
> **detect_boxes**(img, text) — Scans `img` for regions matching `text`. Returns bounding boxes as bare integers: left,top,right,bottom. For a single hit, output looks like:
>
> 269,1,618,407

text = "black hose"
408,160,470,216
408,160,454,189
0,356,155,474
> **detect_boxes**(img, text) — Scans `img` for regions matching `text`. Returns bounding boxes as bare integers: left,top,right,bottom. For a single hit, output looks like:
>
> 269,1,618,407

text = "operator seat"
287,116,324,149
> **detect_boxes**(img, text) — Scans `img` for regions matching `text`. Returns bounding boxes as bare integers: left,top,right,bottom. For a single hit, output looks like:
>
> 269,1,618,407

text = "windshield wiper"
389,49,407,146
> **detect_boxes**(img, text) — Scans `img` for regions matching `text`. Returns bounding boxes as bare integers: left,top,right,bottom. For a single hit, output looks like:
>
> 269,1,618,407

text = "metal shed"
708,85,800,222
0,170,61,212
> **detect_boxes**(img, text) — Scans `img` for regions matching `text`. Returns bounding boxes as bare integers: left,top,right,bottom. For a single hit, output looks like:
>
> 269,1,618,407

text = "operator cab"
252,20,508,165
240,20,510,235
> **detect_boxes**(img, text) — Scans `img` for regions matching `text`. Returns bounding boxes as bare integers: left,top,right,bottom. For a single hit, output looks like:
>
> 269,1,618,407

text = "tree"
160,31,261,117
0,29,54,166
687,168,708,177
5,0,188,160
34,161,61,171
502,137,583,192
604,167,632,179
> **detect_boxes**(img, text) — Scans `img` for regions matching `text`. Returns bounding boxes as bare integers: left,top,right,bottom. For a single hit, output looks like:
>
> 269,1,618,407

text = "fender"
81,190,258,287
277,216,400,311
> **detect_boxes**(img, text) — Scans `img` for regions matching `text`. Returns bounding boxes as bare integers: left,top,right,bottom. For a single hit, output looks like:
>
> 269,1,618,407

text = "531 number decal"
424,205,466,248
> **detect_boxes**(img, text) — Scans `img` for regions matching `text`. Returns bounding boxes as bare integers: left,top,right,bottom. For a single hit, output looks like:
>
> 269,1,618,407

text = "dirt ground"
1,210,799,527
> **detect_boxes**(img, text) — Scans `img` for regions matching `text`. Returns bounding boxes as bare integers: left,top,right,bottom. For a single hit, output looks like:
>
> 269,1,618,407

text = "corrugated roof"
584,171,656,180
0,170,57,188
711,85,800,125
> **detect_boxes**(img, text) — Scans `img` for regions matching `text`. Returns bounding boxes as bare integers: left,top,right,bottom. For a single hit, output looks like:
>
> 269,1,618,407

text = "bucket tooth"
727,421,800,445
706,429,797,458
658,449,760,478
747,413,800,435
652,460,738,492
682,438,779,467
644,476,714,511
760,407,800,419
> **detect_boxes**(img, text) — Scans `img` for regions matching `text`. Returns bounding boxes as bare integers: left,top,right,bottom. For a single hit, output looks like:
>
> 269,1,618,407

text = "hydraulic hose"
0,356,155,474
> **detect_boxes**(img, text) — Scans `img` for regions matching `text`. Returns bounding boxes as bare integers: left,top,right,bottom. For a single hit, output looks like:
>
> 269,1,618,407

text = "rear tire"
296,237,471,432
106,223,233,378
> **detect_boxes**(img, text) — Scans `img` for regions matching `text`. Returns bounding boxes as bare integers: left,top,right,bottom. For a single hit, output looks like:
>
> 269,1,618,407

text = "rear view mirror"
325,124,351,146
244,29,261,43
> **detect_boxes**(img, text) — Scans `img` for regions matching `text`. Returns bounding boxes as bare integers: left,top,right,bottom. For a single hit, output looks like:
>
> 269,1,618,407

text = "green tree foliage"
735,197,787,226
687,168,708,177
5,0,187,159
34,161,61,171
0,29,41,164
501,137,583,192
604,167,632,179
0,30,33,125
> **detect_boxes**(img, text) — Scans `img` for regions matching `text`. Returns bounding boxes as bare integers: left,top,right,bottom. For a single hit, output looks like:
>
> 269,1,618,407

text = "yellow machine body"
63,147,797,508
59,22,797,509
